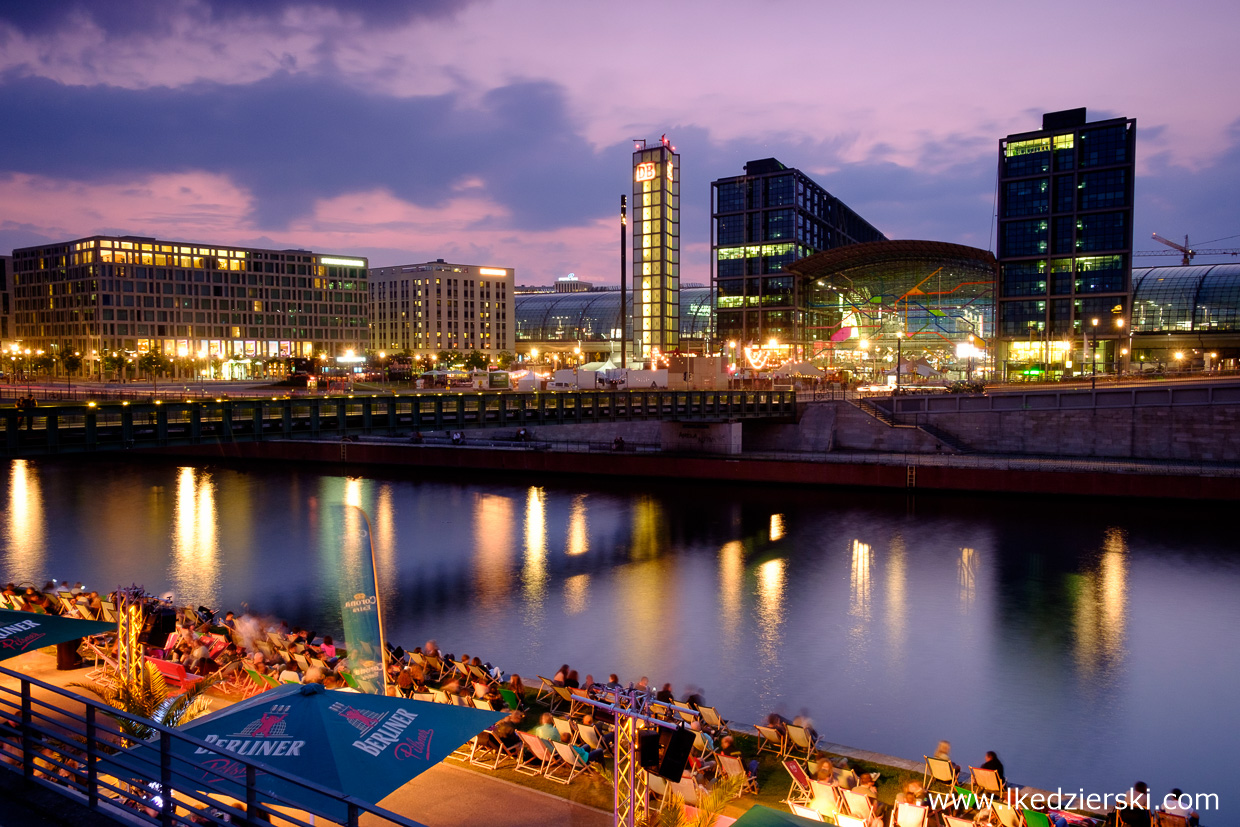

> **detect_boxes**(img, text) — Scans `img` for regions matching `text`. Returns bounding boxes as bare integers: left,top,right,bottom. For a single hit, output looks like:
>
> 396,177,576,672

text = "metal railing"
0,664,424,827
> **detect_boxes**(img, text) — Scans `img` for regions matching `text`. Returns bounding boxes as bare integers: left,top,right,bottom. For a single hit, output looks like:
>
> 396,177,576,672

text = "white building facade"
369,260,515,356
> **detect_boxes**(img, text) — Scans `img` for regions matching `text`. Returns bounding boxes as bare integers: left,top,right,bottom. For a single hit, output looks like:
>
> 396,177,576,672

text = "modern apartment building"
368,260,514,356
0,255,11,345
9,235,368,371
711,158,886,359
996,108,1136,374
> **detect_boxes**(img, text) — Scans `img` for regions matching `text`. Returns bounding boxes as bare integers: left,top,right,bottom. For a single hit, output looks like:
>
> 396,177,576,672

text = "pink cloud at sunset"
0,0,1236,282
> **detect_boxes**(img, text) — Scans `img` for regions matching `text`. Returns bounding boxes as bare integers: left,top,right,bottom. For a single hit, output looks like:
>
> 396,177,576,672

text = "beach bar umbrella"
730,804,833,826
0,608,113,660
149,683,502,821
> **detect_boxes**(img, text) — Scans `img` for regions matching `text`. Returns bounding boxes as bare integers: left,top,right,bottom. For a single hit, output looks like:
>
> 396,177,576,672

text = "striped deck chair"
514,731,554,776
924,755,958,791
756,724,786,757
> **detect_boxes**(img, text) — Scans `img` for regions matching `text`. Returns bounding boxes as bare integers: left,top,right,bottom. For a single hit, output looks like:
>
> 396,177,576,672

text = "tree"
495,350,515,370
71,662,217,744
437,350,462,369
102,352,126,379
138,352,169,380
32,352,56,376
463,350,488,371
59,351,83,377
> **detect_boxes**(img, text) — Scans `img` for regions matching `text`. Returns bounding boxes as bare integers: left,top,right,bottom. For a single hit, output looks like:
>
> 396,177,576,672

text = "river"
2,456,1236,810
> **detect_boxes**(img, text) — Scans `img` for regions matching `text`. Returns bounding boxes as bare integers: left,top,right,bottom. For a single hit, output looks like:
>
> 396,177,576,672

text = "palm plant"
72,662,217,743
643,773,744,827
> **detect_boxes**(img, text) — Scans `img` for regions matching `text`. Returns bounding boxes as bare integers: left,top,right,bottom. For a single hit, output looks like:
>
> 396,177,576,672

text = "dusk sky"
1,0,1237,284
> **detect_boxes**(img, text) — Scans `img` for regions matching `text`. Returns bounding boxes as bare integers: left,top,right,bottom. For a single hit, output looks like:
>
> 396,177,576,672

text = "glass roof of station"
515,287,713,342
1132,264,1240,333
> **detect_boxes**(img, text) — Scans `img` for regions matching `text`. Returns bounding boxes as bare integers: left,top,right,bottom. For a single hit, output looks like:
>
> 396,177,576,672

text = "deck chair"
422,654,444,681
646,772,671,813
1023,812,1057,827
535,675,557,703
698,705,729,736
468,731,515,770
808,780,843,820
840,788,877,823
242,667,273,694
716,753,757,795
789,803,825,821
514,731,555,776
648,701,672,720
952,786,981,811
549,685,574,714
691,730,715,764
431,689,450,704
577,723,603,752
291,652,311,672
785,724,816,762
552,716,575,743
549,741,594,784
1153,814,1189,827
783,758,813,804
668,775,703,807
411,692,435,703
970,766,1005,796
101,603,118,623
894,802,930,827
942,816,976,827
924,755,958,791
994,802,1022,827
498,687,523,711
472,697,495,711
834,816,866,827
756,724,786,757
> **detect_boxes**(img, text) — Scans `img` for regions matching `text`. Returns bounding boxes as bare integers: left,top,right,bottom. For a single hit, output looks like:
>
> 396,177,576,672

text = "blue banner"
336,505,386,694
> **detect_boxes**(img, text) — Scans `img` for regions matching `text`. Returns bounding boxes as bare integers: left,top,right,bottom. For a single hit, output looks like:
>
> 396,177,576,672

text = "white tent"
772,361,824,378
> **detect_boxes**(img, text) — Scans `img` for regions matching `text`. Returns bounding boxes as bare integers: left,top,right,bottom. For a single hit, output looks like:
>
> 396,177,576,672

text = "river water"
2,457,1236,809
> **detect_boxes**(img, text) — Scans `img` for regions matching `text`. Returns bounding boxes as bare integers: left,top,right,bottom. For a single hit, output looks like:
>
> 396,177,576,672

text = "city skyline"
0,0,1237,285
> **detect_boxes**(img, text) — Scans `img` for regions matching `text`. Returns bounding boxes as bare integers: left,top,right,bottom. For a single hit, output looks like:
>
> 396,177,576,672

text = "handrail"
0,663,426,827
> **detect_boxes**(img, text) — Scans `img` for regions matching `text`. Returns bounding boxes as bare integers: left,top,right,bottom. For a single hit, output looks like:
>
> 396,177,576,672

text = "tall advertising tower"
631,137,680,361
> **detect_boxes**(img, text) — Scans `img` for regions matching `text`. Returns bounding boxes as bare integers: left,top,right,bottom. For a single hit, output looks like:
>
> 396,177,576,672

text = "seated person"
979,750,1006,785
492,711,523,750
531,712,559,742
718,734,758,780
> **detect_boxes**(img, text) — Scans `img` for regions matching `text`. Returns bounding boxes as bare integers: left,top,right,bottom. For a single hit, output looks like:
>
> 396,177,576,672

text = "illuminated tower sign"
632,137,680,360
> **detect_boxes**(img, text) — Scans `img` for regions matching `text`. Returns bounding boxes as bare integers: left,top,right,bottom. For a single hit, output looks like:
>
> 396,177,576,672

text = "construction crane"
1135,233,1240,265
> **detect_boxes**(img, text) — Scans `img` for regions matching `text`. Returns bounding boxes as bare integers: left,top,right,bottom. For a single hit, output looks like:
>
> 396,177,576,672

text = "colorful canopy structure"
0,608,112,660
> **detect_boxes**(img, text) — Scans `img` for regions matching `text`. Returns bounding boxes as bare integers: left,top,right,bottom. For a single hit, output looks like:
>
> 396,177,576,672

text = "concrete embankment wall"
154,440,1240,500
911,404,1240,461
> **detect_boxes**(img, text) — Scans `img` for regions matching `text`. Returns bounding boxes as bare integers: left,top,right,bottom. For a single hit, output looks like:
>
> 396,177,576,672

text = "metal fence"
0,664,424,827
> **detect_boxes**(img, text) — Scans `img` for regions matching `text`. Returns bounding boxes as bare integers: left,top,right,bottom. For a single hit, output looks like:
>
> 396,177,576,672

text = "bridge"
0,388,797,457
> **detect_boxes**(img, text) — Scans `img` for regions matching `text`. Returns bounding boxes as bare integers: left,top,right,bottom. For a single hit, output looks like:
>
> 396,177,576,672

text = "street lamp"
573,345,581,388
1089,317,1099,391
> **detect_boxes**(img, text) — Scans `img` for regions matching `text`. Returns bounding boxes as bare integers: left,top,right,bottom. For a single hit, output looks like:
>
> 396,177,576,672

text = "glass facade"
997,111,1135,357
631,141,679,358
515,287,713,344
1132,265,1240,333
9,236,368,364
711,158,886,357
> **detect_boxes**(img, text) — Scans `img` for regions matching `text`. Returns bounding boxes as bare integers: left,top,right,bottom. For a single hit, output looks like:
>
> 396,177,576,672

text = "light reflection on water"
2,458,1238,802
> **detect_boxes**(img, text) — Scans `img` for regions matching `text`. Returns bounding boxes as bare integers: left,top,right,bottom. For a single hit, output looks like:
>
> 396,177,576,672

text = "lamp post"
1089,317,1099,391
894,330,904,409
573,345,581,389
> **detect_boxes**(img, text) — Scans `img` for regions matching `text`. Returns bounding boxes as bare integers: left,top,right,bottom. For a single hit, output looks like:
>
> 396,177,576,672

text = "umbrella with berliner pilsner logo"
0,607,113,659
128,683,503,822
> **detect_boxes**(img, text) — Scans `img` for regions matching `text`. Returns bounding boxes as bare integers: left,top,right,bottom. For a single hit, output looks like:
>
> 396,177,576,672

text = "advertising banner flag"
336,505,386,694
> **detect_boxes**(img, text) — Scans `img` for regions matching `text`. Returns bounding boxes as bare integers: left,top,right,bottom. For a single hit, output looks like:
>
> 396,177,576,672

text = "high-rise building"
711,158,886,359
368,260,514,356
9,235,368,373
996,108,1136,376
0,255,11,345
632,137,680,360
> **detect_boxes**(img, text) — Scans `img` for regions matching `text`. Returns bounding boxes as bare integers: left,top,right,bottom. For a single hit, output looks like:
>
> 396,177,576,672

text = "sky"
0,0,1238,285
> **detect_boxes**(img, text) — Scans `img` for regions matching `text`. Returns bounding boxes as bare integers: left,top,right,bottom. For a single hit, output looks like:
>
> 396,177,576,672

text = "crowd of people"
0,581,1207,826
